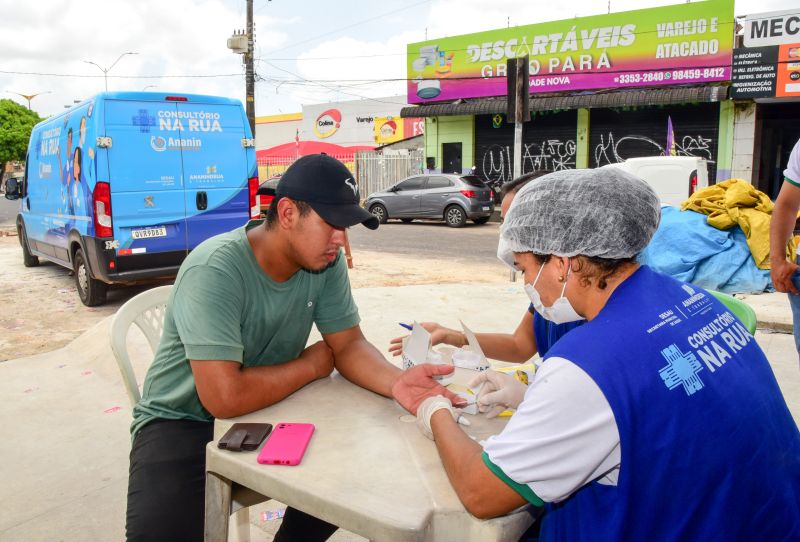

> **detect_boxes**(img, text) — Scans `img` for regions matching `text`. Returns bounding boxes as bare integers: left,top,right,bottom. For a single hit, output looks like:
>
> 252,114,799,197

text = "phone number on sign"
617,72,669,84
672,67,726,81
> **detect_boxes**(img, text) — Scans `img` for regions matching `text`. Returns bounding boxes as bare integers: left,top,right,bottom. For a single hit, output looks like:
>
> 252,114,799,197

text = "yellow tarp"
681,179,795,270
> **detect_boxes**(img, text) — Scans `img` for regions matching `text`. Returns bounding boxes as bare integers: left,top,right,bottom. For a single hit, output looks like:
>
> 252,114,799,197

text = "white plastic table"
204,370,536,542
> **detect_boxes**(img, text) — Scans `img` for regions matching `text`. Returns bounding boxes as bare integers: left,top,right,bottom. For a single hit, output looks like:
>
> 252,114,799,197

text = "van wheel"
18,225,39,267
444,205,466,228
74,249,107,307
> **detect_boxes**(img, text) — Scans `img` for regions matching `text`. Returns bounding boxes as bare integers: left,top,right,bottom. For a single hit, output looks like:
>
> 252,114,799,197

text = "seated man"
125,154,462,542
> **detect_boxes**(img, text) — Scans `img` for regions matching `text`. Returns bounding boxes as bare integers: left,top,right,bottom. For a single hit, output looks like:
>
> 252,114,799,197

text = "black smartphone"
218,422,273,452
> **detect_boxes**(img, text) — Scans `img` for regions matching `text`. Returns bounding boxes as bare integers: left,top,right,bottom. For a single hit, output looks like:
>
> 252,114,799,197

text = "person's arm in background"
770,141,800,294
388,311,537,363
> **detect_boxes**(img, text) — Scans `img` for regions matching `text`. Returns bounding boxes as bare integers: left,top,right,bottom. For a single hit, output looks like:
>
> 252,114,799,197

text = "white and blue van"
5,91,259,306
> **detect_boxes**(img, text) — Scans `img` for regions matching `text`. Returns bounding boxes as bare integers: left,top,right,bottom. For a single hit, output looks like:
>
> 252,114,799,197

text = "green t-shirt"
131,220,360,437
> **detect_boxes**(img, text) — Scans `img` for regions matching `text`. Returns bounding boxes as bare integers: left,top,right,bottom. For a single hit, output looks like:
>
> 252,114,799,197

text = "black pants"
126,419,338,542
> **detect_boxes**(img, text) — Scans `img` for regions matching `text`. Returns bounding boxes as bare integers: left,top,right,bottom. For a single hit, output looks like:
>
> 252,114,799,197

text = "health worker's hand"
299,340,335,381
469,370,527,418
415,395,457,440
392,363,467,415
771,257,800,294
388,321,465,357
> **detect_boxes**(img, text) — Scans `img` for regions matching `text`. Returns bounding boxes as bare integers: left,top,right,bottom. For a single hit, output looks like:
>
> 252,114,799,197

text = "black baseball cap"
275,154,379,230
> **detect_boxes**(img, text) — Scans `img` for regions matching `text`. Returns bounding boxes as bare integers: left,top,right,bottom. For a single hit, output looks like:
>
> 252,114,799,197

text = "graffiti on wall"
480,139,577,183
593,132,714,166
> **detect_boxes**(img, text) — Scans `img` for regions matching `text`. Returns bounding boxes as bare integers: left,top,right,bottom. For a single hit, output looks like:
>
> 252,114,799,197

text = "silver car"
365,174,494,228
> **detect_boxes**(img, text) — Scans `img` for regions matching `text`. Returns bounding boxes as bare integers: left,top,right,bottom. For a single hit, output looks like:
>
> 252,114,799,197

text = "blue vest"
540,266,800,542
531,306,584,357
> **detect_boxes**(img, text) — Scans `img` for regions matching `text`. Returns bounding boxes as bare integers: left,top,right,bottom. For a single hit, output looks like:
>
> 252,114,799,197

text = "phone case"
257,422,315,466
218,423,273,452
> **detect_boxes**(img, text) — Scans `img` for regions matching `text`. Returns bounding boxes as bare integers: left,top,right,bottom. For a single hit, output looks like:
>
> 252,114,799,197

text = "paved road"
0,196,19,228
347,219,501,263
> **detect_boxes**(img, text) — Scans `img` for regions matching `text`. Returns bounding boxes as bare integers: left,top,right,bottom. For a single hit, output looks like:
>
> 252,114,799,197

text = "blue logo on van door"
132,109,157,133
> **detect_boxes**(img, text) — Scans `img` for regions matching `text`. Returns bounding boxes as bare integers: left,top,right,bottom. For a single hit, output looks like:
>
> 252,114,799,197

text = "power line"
4,54,780,86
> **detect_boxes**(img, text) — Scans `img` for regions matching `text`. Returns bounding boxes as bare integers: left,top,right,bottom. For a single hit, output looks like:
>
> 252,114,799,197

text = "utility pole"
83,52,137,91
229,0,264,136
245,0,256,135
507,56,530,180
506,56,530,282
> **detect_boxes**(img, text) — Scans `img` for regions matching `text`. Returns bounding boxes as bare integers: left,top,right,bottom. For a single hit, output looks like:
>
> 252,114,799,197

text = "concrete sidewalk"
0,284,797,542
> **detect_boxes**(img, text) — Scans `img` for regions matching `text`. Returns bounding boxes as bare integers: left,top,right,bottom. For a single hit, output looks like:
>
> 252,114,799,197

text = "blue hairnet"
501,168,661,259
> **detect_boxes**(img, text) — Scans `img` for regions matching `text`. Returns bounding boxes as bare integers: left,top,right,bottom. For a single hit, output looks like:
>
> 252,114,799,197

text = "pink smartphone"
257,422,315,466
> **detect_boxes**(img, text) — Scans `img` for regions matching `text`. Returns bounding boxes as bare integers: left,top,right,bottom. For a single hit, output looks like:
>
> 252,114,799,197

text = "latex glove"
468,370,527,418
416,395,457,440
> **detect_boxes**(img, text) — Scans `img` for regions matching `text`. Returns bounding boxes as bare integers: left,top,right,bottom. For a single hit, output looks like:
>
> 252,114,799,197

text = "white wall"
731,102,756,183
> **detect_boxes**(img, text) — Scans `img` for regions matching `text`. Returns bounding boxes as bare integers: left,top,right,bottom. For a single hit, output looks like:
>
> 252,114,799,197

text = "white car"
601,156,709,208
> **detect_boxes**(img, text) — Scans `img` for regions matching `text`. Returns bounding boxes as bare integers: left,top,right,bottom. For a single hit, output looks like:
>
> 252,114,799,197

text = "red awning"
257,141,374,163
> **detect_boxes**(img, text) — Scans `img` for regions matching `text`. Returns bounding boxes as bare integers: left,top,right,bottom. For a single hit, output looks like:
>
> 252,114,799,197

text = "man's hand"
388,322,465,357
299,340,335,380
771,257,800,294
391,363,467,415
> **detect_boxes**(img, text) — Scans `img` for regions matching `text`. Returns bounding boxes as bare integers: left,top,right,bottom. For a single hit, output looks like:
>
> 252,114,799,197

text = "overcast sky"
1,0,796,118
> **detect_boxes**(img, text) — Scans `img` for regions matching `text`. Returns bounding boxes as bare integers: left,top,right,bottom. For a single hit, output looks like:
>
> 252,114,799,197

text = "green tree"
0,98,42,175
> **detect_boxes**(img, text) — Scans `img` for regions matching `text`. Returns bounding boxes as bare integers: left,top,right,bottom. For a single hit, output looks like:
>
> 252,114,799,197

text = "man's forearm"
771,199,796,265
334,339,401,397
191,358,320,419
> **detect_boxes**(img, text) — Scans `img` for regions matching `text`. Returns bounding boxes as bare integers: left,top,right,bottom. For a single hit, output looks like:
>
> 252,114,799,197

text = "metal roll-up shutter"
589,103,720,180
475,110,578,186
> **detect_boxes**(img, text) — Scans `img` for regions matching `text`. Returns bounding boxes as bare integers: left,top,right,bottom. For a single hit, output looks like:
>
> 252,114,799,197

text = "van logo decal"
144,196,155,208
105,240,120,250
150,136,167,152
132,109,157,133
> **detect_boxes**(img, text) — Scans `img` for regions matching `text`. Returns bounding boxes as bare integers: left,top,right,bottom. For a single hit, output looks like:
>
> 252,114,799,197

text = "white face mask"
496,237,517,271
523,259,585,324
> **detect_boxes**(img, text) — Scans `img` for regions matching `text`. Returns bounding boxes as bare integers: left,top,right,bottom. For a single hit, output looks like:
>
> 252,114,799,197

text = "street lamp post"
6,90,51,110
83,52,138,91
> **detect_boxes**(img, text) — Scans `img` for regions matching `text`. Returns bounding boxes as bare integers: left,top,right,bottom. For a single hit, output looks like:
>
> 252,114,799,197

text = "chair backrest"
708,289,757,335
110,285,173,407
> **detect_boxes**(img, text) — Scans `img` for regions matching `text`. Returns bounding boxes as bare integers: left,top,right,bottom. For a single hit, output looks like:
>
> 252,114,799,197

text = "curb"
757,320,793,334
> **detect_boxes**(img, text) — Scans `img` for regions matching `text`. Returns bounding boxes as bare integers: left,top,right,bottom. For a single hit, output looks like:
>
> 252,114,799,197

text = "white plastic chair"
111,285,172,406
110,285,259,541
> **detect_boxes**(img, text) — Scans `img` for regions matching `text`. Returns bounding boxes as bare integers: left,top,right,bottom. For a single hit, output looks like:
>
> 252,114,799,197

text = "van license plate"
482,206,490,211
131,226,167,239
